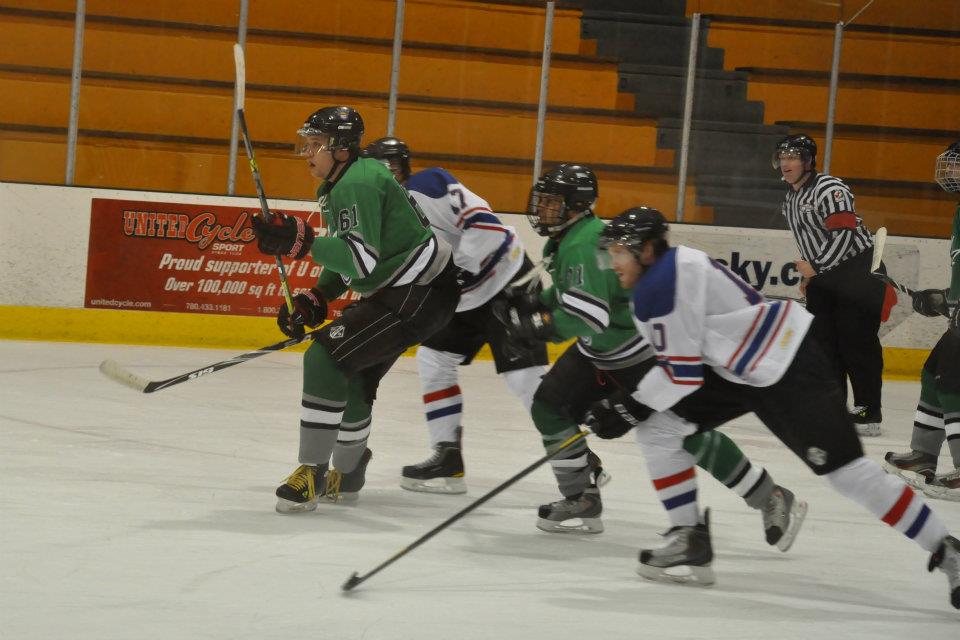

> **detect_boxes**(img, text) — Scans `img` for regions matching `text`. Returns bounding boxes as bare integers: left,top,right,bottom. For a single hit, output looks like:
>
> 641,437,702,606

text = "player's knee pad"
502,365,544,413
416,346,464,392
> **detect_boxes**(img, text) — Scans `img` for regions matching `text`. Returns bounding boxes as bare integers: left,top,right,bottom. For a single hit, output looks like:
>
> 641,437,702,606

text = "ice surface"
1,339,958,639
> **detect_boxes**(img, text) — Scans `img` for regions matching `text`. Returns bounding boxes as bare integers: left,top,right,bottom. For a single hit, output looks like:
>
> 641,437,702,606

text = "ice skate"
638,509,715,585
762,485,808,552
400,442,466,494
883,449,937,489
275,463,328,513
850,406,882,437
587,449,612,488
536,485,603,533
325,448,373,503
927,535,960,609
922,467,960,502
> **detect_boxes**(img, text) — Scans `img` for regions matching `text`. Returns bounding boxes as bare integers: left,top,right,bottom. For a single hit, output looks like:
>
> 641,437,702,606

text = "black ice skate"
275,463,328,513
927,535,960,609
536,485,603,533
762,485,808,552
850,406,882,437
883,449,937,489
325,448,373,503
400,442,466,494
922,467,960,503
638,509,715,585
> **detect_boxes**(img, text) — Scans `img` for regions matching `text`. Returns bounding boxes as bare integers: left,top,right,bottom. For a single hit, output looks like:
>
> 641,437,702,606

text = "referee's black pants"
805,248,886,411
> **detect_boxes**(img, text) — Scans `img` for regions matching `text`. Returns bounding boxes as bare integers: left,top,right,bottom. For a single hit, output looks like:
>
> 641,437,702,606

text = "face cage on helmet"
771,146,810,170
527,190,568,235
935,149,960,193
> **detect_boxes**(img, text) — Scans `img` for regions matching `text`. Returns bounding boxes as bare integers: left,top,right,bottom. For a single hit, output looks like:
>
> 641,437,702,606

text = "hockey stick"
233,43,295,315
868,226,912,296
99,329,320,393
870,226,887,273
868,229,954,319
342,429,590,592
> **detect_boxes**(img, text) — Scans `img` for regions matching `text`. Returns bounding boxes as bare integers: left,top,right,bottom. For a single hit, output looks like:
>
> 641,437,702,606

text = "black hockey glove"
491,290,555,345
585,389,653,440
912,288,950,318
277,288,327,338
251,213,314,259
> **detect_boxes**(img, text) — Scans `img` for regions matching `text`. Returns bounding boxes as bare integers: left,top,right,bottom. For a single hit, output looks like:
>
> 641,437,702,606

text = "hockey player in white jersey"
586,207,960,607
362,137,551,493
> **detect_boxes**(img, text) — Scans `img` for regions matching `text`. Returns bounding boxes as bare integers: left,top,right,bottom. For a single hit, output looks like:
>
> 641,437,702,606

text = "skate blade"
536,516,604,534
882,463,932,490
776,499,808,552
855,423,882,437
324,491,360,504
399,476,467,494
275,497,319,514
636,562,715,586
921,483,960,502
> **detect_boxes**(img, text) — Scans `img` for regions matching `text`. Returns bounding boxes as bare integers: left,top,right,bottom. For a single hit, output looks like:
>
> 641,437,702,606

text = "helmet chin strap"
323,151,358,184
547,208,590,237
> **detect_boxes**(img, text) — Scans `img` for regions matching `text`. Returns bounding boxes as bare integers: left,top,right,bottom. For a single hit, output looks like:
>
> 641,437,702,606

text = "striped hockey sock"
299,392,346,465
912,399,947,455
828,457,948,552
685,431,775,509
652,467,700,527
423,384,463,446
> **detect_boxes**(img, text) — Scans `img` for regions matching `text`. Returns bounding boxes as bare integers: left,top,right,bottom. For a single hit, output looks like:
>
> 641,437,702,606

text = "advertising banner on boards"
84,198,351,318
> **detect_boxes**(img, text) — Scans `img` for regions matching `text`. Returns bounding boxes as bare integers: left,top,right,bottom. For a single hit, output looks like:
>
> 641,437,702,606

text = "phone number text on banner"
84,198,352,318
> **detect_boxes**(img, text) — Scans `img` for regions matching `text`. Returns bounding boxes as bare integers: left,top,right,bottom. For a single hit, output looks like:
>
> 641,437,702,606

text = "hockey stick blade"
99,359,151,392
98,330,318,394
870,226,887,273
341,430,589,592
233,43,246,110
341,572,362,592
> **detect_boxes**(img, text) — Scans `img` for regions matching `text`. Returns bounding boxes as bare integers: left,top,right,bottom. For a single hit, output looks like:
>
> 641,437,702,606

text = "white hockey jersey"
630,245,813,412
405,167,524,311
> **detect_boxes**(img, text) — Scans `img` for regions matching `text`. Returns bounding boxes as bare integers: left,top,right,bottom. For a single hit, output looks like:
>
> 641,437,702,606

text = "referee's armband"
824,212,858,231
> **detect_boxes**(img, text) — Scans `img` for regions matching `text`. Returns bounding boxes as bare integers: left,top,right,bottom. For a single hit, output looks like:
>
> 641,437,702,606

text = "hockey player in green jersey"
886,141,960,500
495,164,806,546
252,106,460,513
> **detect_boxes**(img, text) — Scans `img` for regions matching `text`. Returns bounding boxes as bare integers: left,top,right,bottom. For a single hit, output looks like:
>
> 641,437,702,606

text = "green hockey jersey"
539,215,652,370
311,158,450,299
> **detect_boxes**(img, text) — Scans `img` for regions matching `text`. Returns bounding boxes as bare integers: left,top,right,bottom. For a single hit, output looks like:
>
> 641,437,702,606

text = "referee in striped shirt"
774,134,888,437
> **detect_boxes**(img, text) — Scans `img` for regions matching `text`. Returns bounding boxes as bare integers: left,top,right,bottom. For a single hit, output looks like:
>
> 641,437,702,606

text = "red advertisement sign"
84,198,353,318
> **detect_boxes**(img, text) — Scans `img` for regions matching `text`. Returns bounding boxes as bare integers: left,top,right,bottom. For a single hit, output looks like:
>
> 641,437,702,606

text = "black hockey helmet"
528,163,598,236
935,140,960,193
599,207,669,255
296,106,365,156
772,134,817,170
361,136,412,182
